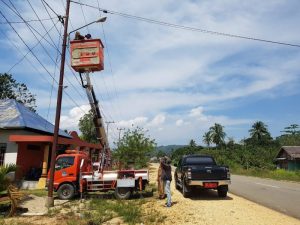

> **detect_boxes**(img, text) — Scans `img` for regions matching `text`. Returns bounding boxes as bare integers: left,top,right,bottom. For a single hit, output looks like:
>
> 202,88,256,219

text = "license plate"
203,182,218,188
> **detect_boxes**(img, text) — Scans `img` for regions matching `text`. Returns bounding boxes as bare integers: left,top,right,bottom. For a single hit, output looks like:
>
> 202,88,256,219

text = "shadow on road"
177,188,233,201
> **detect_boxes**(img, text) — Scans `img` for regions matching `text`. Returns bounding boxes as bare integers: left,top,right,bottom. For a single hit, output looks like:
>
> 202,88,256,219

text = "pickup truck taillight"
187,167,192,179
226,168,230,179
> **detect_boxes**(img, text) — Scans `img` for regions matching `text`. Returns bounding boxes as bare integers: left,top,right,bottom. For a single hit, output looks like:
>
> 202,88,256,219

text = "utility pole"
47,0,71,208
117,128,125,146
105,121,115,140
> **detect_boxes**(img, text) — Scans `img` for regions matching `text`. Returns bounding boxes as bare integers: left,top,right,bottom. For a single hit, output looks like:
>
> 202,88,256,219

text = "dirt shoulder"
1,164,300,225
145,163,300,225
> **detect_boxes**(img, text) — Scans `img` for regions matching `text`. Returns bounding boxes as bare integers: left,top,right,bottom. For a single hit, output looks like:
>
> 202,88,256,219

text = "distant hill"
156,145,186,154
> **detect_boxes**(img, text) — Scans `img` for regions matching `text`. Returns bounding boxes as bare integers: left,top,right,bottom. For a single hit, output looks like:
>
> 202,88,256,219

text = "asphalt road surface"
230,174,300,219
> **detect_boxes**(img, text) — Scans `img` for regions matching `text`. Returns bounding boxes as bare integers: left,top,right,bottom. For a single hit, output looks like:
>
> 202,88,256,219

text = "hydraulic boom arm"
79,72,110,169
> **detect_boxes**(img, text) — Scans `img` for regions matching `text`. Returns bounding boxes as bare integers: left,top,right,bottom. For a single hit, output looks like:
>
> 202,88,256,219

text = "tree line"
167,122,300,171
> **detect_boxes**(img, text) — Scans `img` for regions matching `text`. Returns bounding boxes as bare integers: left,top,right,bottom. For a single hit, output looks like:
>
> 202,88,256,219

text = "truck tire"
114,187,131,200
57,183,75,200
217,185,228,198
182,181,190,198
174,175,180,190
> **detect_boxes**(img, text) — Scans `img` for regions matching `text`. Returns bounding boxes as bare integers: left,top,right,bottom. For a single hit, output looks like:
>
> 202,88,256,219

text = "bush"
0,164,17,192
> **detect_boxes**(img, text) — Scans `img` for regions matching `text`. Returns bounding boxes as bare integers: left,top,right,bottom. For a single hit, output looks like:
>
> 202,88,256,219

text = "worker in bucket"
157,158,166,199
161,156,172,207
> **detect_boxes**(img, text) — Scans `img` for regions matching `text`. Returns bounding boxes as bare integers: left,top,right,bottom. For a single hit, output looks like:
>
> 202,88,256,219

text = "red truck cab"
48,150,91,199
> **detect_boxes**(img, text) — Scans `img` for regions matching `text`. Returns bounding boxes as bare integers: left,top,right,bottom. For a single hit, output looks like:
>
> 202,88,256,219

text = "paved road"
230,174,300,219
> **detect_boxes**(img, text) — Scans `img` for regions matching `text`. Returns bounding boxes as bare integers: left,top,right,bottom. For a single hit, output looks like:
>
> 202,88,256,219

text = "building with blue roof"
0,99,102,189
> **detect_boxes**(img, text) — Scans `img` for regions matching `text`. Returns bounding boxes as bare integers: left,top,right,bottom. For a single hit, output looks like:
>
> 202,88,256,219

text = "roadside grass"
23,189,48,197
232,168,300,182
88,198,142,225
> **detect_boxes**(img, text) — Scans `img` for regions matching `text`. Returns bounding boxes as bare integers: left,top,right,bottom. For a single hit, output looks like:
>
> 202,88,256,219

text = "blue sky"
1,0,300,146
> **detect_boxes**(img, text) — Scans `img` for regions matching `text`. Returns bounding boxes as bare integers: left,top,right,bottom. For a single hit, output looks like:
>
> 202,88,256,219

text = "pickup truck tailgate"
191,166,228,180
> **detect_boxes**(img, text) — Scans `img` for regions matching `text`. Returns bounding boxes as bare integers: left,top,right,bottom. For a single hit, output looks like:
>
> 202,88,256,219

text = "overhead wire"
95,0,123,118
41,0,85,91
45,22,63,126
0,17,57,24
71,0,300,48
94,0,121,140
0,9,88,116
7,20,59,73
4,0,88,105
66,0,119,142
59,0,119,143
26,0,89,104
76,0,120,141
41,0,64,24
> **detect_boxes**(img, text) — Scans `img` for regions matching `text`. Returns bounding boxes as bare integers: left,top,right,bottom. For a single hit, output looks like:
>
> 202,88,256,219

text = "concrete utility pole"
105,121,115,140
117,128,125,145
47,0,71,208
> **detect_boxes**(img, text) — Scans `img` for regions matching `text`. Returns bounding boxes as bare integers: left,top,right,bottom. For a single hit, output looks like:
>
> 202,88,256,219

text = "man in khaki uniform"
157,158,165,199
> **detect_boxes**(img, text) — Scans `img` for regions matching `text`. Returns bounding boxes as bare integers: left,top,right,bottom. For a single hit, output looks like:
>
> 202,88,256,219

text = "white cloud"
117,117,148,128
176,119,183,126
60,105,90,130
189,106,204,117
148,114,166,127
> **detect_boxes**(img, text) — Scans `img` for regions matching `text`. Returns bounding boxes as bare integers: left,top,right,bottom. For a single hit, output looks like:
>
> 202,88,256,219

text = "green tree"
113,127,156,168
78,110,98,143
0,73,36,111
209,123,226,147
227,137,235,149
281,124,300,135
0,164,17,192
203,131,212,148
249,121,272,145
189,139,197,148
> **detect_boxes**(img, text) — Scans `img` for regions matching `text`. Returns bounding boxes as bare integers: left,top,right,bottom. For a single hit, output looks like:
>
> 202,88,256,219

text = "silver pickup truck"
174,154,231,198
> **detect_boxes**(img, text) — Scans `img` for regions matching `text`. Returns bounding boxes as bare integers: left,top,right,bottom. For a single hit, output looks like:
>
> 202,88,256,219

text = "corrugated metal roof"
281,146,300,159
0,99,71,138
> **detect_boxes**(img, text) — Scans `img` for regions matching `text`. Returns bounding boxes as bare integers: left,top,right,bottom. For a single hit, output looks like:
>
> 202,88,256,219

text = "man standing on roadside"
161,156,172,207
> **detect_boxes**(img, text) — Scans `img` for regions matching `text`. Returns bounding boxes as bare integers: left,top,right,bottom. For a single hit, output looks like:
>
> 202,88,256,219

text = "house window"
27,144,41,151
0,143,6,166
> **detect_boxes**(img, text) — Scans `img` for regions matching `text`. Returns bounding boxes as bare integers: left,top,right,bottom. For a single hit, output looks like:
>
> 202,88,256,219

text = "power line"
0,10,88,116
1,0,58,50
4,0,88,104
71,0,300,48
69,0,121,141
7,21,59,73
94,0,123,122
25,0,89,103
0,17,56,24
41,0,64,24
41,0,85,91
45,23,63,126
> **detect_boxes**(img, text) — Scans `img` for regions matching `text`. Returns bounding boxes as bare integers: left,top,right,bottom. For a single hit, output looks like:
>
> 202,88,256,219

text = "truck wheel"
57,183,75,200
217,185,228,198
182,181,190,198
114,187,131,200
174,176,180,190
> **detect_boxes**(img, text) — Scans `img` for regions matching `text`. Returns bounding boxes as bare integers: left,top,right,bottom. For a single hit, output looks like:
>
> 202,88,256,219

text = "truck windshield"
55,156,75,170
184,157,215,165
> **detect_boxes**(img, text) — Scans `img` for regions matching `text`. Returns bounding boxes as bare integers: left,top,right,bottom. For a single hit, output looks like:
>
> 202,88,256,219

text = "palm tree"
249,121,271,143
209,123,226,148
203,131,212,148
189,139,197,148
281,124,300,135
